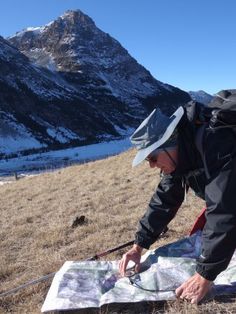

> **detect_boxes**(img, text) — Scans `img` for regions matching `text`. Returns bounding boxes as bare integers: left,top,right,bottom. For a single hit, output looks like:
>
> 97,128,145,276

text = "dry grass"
0,149,235,313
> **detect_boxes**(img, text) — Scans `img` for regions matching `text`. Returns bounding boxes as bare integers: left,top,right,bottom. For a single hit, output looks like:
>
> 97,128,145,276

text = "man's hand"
119,244,143,276
175,273,212,304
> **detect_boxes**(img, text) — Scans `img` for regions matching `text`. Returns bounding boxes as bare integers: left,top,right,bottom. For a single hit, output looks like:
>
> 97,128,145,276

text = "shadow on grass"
53,301,166,314
52,296,236,314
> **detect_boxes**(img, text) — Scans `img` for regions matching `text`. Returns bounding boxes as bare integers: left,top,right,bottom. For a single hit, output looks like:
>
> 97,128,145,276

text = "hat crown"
130,106,184,167
130,108,175,150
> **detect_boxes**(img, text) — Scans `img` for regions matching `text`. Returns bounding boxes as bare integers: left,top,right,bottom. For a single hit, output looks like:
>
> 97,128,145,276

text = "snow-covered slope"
1,10,190,158
0,36,87,157
0,112,45,155
189,90,213,105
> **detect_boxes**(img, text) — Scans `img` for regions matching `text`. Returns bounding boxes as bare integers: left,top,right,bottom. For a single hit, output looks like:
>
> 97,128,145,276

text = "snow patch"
114,125,135,136
0,112,46,154
0,138,132,175
9,26,44,39
47,126,82,143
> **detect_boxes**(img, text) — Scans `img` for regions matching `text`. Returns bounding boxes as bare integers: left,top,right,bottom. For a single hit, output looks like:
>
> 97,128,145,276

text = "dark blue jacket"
135,101,236,281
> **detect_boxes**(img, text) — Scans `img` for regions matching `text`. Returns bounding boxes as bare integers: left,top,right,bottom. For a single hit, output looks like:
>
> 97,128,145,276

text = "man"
119,90,236,304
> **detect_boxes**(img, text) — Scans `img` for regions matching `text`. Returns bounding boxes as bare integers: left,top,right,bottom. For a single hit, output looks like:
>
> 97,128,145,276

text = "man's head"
130,106,184,172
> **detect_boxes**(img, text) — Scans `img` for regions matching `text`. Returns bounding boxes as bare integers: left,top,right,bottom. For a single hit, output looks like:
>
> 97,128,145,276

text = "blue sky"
0,0,235,94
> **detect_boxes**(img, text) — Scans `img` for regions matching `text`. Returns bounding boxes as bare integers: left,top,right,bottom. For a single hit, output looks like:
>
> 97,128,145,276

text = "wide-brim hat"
130,106,184,167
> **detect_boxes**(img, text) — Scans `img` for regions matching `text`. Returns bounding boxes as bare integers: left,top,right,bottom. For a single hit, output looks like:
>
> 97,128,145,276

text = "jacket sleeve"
135,173,185,249
196,128,236,281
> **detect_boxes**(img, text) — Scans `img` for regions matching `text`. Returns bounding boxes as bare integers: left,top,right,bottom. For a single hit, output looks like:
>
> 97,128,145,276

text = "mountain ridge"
189,90,213,105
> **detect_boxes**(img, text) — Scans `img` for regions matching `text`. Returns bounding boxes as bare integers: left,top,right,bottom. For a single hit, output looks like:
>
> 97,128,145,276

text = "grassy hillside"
0,149,235,313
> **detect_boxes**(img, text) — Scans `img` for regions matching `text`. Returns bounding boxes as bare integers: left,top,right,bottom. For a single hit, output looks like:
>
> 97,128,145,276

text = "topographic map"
42,232,236,312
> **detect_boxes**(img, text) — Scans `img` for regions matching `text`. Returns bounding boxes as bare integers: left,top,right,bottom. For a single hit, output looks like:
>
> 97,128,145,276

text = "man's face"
146,148,178,174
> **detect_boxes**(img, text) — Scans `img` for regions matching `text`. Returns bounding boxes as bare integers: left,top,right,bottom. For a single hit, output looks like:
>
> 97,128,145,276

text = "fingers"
118,255,129,276
118,247,142,276
175,286,199,304
135,263,141,273
175,283,192,300
175,286,184,298
191,297,198,304
175,273,212,304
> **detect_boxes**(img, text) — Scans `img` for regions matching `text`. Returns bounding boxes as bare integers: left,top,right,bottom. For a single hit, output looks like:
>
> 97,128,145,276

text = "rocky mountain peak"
8,10,97,53
43,9,99,47
59,9,96,29
41,9,97,43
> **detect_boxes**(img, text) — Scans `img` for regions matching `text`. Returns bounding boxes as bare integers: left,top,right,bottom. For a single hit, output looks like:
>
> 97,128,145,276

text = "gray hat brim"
132,106,184,167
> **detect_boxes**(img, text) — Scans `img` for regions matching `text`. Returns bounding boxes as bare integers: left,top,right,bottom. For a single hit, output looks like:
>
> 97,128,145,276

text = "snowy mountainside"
0,37,67,156
0,111,45,155
1,10,190,158
0,36,92,157
189,90,213,105
0,35,133,157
